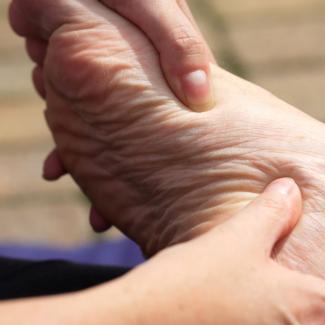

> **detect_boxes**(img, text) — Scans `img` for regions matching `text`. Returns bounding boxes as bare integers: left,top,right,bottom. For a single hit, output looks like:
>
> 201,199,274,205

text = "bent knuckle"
298,287,325,323
172,26,206,57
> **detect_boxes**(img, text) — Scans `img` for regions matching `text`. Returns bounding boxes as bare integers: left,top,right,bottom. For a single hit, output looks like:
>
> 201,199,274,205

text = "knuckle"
299,287,325,322
172,26,206,57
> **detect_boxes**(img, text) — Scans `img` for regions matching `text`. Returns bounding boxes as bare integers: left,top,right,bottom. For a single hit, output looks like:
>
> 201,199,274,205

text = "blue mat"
0,238,145,268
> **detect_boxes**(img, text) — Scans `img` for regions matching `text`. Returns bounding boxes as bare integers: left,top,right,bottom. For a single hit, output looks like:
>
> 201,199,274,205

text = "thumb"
231,178,302,256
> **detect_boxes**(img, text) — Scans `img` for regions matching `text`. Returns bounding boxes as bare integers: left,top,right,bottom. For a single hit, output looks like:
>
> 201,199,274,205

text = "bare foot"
9,0,325,276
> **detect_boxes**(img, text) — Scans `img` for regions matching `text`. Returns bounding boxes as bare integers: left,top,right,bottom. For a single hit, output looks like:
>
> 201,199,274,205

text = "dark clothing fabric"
0,257,130,300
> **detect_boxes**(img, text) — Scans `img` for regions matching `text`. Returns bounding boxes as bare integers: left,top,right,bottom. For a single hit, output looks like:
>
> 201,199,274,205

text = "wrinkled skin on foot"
9,0,325,275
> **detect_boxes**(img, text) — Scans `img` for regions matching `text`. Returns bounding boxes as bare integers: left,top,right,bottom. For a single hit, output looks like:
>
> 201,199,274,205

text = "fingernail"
266,178,296,196
181,69,215,112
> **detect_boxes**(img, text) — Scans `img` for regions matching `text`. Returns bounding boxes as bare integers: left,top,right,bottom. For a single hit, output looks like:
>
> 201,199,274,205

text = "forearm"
0,263,166,325
0,284,133,325
0,247,225,325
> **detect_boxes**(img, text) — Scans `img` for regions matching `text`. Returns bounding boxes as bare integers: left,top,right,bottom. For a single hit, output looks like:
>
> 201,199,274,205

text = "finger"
9,0,42,38
9,0,95,39
89,206,112,233
230,178,302,256
43,148,67,181
25,38,48,66
99,0,215,112
32,66,46,99
177,0,202,31
177,0,216,62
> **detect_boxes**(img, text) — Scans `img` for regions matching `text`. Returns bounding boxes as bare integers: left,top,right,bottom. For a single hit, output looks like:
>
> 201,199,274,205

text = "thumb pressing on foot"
229,178,302,258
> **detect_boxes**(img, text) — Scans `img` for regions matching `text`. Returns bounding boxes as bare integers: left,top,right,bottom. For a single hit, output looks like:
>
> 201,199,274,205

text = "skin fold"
9,0,325,277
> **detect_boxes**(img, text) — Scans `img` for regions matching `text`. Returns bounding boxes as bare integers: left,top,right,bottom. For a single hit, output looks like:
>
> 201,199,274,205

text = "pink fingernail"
266,178,296,196
182,69,215,112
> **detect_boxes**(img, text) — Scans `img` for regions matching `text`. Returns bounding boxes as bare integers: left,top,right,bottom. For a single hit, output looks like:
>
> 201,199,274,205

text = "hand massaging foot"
9,0,325,276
